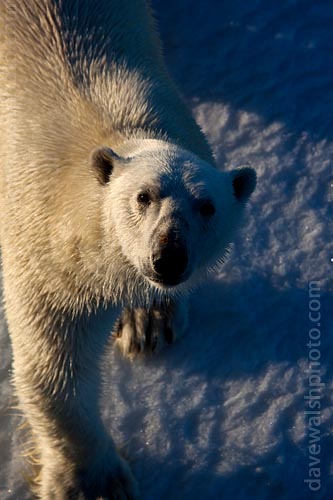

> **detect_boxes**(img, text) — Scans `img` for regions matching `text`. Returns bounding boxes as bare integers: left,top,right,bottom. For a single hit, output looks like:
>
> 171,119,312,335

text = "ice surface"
1,1,332,499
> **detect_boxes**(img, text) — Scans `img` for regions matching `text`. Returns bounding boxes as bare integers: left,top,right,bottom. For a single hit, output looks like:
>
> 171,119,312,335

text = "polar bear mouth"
146,274,187,288
143,262,190,288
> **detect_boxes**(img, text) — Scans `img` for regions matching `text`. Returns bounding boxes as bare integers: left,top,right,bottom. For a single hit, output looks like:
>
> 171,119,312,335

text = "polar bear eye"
199,201,216,217
137,192,151,205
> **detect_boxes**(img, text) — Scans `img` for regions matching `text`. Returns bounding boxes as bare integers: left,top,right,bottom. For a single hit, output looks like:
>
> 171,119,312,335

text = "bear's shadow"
153,0,333,143
104,275,332,500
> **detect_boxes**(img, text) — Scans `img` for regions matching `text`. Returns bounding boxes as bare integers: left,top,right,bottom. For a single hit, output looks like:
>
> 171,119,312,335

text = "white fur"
0,1,255,498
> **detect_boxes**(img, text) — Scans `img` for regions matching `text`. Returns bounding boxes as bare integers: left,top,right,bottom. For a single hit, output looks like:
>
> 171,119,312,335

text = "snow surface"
1,0,332,499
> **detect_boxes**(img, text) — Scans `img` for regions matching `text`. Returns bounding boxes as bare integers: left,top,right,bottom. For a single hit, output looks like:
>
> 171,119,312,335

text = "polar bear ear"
90,147,130,185
230,167,257,202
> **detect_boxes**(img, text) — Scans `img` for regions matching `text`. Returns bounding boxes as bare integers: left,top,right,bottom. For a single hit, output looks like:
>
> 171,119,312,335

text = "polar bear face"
92,141,256,292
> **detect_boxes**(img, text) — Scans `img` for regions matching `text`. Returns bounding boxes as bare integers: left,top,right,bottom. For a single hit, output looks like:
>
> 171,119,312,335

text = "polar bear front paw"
114,299,188,357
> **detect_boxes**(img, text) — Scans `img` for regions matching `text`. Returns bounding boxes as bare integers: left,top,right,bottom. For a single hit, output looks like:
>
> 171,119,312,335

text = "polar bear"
0,1,256,499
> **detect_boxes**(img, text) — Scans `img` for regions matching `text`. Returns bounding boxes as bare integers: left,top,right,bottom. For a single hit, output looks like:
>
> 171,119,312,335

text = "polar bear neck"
110,138,177,160
85,66,214,165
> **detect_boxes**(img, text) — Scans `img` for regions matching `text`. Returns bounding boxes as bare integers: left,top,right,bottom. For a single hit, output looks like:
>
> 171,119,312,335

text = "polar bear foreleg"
9,304,140,499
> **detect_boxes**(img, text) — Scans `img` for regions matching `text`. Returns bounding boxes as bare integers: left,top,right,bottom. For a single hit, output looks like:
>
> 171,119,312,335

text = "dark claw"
165,326,173,344
115,318,123,337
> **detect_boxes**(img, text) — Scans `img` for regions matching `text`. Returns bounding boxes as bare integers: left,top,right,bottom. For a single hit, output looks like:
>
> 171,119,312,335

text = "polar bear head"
91,140,256,295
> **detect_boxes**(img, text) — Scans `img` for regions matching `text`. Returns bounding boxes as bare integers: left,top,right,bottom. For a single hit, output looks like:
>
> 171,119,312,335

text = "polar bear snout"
152,243,189,286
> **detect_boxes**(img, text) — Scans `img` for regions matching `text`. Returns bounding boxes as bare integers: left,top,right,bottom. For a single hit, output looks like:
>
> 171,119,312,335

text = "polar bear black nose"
153,245,188,285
